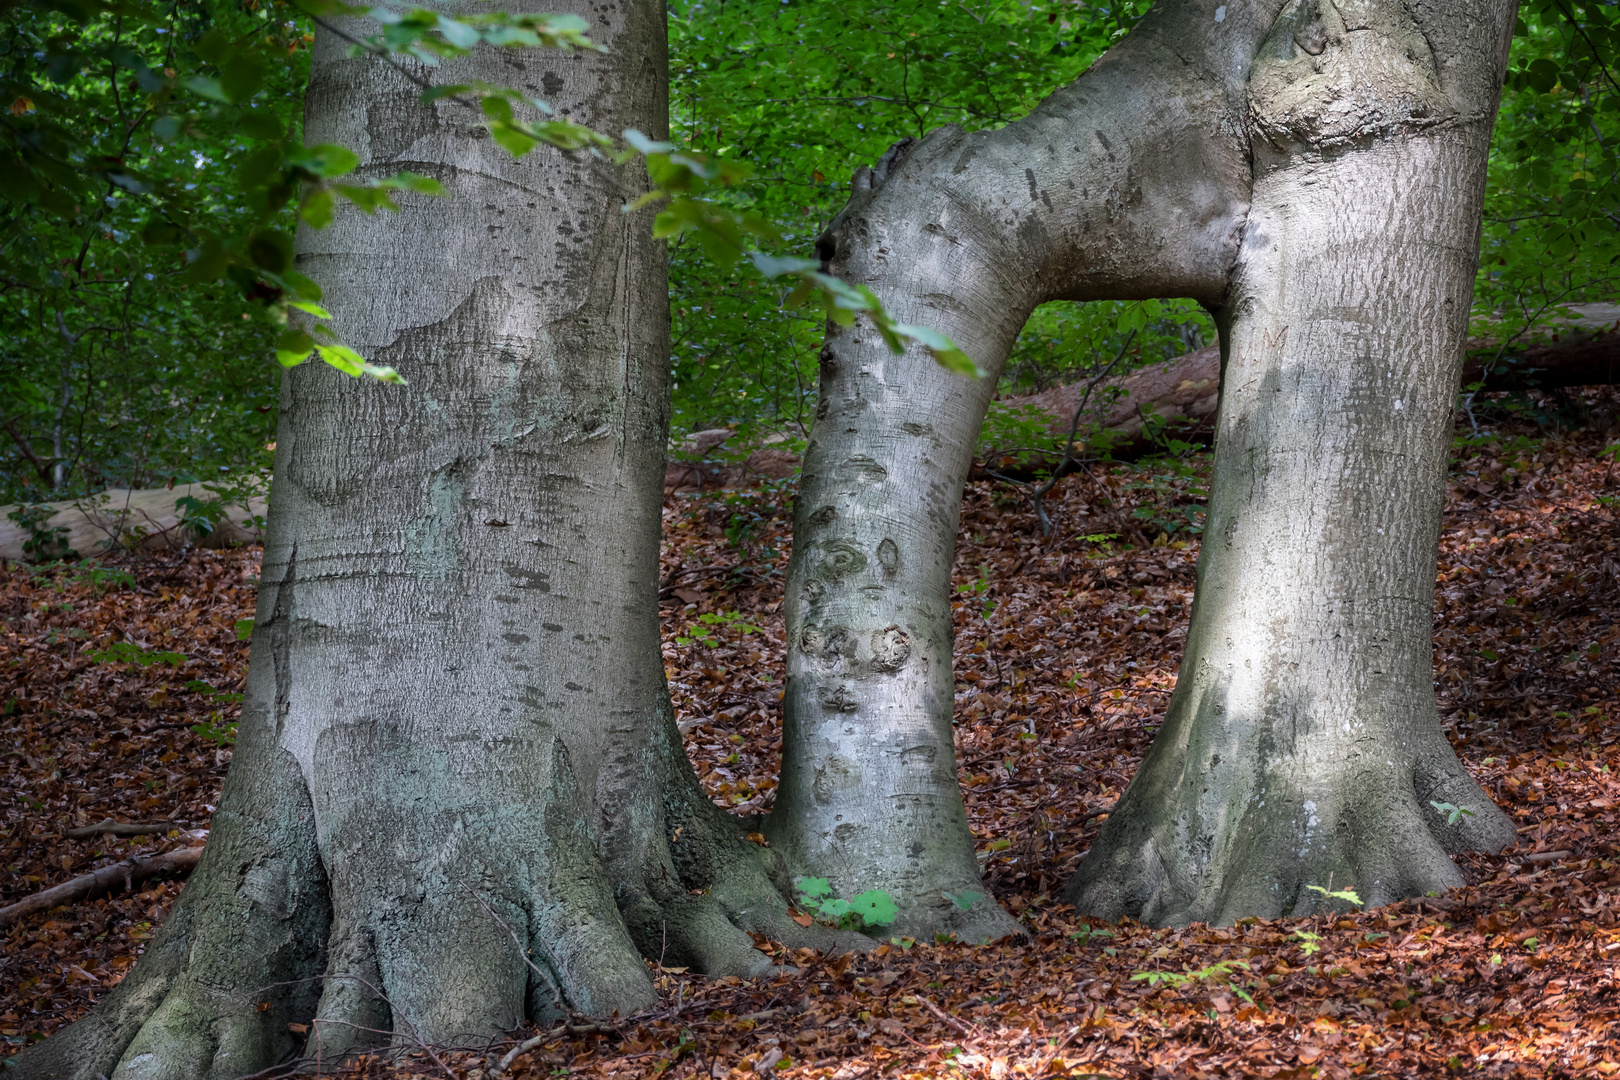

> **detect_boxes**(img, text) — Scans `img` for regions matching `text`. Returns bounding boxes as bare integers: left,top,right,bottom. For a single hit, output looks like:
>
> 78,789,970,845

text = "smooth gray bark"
783,0,1517,932
1067,0,1519,923
8,4,839,1078
768,0,1267,939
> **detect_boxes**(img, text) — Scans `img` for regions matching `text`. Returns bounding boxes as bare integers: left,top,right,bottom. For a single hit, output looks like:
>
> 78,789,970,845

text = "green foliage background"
0,0,301,505
1,0,1615,505
663,0,1167,439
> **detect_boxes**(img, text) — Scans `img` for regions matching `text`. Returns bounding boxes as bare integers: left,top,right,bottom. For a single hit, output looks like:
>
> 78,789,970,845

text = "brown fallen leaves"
3,397,1618,1078
1,550,247,1048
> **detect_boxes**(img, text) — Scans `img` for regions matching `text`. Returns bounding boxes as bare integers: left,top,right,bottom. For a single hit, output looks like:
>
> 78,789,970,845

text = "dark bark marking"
814,541,868,581
877,538,900,573
834,456,887,484
817,685,858,713
271,545,297,741
870,626,911,672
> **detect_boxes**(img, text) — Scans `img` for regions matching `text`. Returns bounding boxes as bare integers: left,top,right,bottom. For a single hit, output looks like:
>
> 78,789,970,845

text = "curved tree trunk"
780,0,1519,935
10,5,839,1079
1065,0,1519,923
765,0,1266,939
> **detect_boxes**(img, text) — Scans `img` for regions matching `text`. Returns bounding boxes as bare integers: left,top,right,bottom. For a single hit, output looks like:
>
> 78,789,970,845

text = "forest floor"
3,398,1619,1079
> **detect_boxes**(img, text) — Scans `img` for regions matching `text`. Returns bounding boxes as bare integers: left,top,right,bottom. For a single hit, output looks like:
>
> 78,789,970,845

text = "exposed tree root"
1066,725,1516,926
615,713,874,974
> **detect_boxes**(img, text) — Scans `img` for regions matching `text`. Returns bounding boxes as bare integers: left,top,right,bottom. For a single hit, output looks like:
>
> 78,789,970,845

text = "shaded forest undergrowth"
3,398,1619,1078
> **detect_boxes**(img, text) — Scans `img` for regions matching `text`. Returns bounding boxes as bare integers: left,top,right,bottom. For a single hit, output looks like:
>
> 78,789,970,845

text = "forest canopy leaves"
1,0,1617,504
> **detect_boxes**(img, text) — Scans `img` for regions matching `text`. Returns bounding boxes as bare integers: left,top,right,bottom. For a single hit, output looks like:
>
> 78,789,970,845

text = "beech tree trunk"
1066,0,1519,923
767,0,1265,938
785,0,1518,933
10,6,837,1079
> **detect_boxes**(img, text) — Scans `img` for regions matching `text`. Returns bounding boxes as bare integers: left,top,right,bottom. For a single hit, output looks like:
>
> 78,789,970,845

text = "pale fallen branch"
0,846,203,928
65,819,178,840
492,1023,621,1076
1523,849,1575,864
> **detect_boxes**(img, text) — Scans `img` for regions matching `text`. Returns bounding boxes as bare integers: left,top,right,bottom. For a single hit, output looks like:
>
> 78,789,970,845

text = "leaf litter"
3,396,1619,1078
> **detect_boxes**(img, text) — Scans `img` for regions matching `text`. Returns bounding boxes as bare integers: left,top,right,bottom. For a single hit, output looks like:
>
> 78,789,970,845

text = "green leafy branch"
274,299,406,383
625,130,983,378
297,1,983,381
6,0,979,389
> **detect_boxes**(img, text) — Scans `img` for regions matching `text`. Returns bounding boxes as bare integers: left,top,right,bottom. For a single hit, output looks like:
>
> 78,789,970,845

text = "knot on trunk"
799,623,912,675
869,625,911,672
815,127,964,272
1248,0,1449,154
812,540,869,581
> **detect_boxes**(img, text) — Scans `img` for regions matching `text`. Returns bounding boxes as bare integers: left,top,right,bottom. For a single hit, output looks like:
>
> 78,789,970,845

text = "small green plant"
235,619,255,641
1068,924,1115,944
1306,884,1363,908
1293,930,1324,956
1131,499,1205,536
88,641,187,667
941,889,982,912
958,564,995,620
674,609,761,647
1429,800,1476,825
174,494,231,537
718,477,793,556
176,476,271,537
1131,959,1257,1008
7,504,75,562
957,565,1001,677
191,711,238,748
795,877,898,932
977,401,1060,468
74,561,135,594
184,679,244,704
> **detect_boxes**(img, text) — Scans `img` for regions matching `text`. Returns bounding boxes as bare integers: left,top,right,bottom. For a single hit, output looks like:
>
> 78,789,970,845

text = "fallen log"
1006,343,1222,458
1480,327,1620,390
663,446,802,493
0,845,203,928
0,483,266,562
1004,313,1620,459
